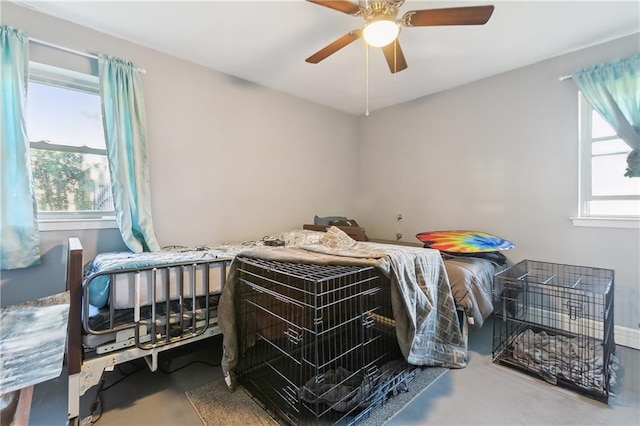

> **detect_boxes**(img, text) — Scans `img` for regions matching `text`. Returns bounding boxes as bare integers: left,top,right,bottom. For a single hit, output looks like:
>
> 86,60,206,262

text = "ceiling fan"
305,0,495,73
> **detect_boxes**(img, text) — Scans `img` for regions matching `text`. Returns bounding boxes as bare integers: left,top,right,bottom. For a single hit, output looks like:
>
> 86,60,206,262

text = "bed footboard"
67,238,84,376
67,238,83,426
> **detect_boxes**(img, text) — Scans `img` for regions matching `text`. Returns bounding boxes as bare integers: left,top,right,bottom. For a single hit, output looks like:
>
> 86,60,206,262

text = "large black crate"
492,260,615,402
234,257,415,425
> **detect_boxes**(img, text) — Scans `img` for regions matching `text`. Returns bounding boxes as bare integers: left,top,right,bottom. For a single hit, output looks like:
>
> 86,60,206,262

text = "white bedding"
84,230,324,310
105,263,227,310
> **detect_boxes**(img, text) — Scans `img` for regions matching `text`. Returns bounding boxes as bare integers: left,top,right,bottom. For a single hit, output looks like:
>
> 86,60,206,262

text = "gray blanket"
298,359,413,412
513,328,618,390
219,228,468,391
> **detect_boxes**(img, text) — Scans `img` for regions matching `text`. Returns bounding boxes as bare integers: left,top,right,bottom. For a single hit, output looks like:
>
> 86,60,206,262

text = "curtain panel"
573,53,640,177
0,26,41,270
99,54,160,253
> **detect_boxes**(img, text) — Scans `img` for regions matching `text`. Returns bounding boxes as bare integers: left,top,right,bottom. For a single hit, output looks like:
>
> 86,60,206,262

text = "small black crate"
234,257,415,425
492,260,615,402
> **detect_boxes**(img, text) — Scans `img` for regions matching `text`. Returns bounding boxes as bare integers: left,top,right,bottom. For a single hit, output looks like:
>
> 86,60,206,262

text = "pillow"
416,230,515,253
88,275,110,308
314,215,348,226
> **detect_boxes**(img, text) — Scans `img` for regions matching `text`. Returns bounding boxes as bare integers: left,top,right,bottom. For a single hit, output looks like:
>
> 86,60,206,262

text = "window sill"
38,217,118,232
570,217,640,229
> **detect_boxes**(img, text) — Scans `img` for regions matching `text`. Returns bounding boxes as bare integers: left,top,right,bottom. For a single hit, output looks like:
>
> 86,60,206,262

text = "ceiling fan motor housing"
360,0,403,21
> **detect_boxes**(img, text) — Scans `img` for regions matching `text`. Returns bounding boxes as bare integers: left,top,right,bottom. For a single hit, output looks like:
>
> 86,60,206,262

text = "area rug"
186,367,447,425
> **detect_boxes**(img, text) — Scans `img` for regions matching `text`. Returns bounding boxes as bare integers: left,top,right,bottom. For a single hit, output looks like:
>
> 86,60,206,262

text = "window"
26,62,114,221
578,93,640,220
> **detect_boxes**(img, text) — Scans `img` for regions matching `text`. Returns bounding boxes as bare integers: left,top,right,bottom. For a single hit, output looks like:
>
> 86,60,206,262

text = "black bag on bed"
436,248,508,266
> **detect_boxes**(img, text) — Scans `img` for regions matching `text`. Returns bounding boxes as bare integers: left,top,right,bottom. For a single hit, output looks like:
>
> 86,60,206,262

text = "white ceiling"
11,0,640,115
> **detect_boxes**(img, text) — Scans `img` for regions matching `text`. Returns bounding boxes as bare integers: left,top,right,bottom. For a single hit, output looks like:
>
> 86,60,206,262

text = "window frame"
573,93,639,229
27,61,117,230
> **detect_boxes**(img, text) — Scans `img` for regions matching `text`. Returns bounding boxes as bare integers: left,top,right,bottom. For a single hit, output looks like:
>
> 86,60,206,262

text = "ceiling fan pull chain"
365,43,370,116
394,40,397,73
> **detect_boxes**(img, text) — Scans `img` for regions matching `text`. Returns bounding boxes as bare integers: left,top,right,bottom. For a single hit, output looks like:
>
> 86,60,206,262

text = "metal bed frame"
65,238,230,425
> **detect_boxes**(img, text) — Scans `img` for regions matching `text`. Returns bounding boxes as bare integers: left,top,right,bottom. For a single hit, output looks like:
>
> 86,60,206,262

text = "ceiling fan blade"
402,5,494,27
381,40,408,73
306,30,362,64
307,0,361,15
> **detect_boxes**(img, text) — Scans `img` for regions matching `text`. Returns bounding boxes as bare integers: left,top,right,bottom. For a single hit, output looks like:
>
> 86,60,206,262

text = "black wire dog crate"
492,260,615,402
234,257,415,425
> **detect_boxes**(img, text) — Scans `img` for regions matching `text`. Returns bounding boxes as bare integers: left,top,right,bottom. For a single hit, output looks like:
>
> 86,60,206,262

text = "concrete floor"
29,317,639,425
388,320,640,425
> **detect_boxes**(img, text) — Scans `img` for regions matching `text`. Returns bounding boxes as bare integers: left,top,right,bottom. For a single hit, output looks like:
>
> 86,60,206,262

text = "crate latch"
565,300,583,320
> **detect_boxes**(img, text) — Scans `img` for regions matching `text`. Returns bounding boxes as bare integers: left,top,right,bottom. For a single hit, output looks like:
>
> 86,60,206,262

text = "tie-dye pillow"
416,230,514,253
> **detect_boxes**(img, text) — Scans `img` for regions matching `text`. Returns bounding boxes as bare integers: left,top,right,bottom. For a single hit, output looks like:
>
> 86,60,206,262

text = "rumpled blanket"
219,227,467,391
513,328,617,390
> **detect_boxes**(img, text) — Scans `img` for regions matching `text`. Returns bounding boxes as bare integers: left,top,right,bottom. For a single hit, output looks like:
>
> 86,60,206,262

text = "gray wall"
1,229,128,306
1,3,360,306
356,33,640,330
1,3,638,334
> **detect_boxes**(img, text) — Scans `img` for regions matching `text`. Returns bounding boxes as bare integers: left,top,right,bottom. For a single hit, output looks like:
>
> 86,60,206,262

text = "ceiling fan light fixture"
363,19,400,47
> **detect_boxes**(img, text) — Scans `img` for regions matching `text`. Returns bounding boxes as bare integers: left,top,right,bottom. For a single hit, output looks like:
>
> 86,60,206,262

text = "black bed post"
66,237,83,425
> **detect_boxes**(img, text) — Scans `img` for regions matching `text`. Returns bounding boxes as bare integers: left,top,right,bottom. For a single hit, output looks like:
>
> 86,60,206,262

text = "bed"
65,226,504,423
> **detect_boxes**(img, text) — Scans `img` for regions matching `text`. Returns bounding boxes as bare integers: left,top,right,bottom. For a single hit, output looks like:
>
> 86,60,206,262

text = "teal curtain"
0,26,41,270
573,53,640,177
99,54,160,252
